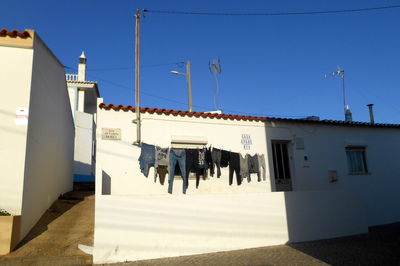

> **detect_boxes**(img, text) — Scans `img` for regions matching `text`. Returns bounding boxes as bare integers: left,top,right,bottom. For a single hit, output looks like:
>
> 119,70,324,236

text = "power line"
65,65,307,118
85,62,185,71
143,4,400,16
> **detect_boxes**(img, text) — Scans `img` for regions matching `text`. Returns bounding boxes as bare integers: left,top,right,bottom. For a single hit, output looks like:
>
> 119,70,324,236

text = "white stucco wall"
0,45,33,215
19,35,75,239
96,105,272,196
266,121,400,226
93,104,369,263
74,111,94,181
93,190,367,264
67,85,77,121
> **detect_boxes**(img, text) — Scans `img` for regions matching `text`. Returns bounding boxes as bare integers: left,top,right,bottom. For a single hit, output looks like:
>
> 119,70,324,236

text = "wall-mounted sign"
102,128,121,140
241,134,252,150
328,170,338,183
295,137,305,150
16,108,29,125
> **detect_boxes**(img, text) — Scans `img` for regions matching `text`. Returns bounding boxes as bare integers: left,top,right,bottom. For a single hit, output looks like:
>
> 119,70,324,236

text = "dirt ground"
0,183,94,266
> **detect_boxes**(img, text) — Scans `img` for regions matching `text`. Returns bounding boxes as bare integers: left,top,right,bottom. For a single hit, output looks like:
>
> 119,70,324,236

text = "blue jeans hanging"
168,149,187,194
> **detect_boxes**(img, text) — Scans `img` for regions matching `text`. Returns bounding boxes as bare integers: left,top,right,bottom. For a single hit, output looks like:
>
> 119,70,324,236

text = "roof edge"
98,103,400,128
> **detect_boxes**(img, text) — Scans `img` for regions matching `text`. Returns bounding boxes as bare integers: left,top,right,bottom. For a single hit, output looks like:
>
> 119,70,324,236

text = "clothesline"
138,143,267,194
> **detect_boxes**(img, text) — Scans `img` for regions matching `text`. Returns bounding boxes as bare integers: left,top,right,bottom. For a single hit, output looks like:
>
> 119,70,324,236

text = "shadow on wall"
102,170,111,195
74,161,94,182
283,190,373,264
284,190,369,242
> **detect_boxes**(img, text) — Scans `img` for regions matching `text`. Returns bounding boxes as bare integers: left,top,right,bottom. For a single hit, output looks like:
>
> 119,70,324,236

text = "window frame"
170,140,208,180
345,146,369,175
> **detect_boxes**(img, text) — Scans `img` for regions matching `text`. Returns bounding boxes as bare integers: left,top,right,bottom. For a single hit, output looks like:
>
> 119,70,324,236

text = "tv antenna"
209,58,222,110
325,66,351,121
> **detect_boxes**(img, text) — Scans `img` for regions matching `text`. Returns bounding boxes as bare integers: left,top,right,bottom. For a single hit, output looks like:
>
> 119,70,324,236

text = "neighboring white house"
66,53,100,182
0,29,75,247
91,100,400,264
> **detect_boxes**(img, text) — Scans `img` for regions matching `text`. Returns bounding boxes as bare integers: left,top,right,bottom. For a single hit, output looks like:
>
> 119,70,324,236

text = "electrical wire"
85,62,185,71
65,65,307,118
143,4,400,16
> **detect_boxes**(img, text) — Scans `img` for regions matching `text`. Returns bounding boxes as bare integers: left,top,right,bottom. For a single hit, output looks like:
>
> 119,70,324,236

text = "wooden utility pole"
134,9,141,144
186,60,193,112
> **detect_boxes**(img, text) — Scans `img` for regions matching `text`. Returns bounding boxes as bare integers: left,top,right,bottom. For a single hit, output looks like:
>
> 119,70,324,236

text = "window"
170,136,208,180
346,146,368,174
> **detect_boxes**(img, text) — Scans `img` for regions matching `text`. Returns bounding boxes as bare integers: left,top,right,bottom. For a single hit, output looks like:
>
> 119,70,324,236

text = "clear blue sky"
2,0,400,122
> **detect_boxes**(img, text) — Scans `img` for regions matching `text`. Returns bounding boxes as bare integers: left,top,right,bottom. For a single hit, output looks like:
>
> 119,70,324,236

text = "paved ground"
1,183,400,266
103,223,400,266
0,183,94,266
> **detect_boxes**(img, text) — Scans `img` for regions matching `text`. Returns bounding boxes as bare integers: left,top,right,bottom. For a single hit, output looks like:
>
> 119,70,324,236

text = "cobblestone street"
104,223,400,266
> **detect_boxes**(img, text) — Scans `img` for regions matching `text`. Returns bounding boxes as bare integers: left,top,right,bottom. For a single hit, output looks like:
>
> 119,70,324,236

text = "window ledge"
348,172,371,176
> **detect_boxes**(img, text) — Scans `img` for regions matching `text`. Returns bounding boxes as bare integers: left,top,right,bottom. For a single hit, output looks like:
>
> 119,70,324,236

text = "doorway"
271,141,293,191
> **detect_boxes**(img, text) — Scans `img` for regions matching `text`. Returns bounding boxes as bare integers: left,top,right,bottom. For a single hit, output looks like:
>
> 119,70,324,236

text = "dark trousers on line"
229,152,242,186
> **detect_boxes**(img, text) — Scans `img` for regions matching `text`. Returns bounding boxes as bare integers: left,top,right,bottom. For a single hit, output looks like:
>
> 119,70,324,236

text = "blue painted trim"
74,174,94,182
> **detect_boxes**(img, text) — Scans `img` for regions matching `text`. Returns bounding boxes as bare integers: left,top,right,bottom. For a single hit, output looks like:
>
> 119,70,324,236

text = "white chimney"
367,104,375,124
345,104,352,122
78,51,86,81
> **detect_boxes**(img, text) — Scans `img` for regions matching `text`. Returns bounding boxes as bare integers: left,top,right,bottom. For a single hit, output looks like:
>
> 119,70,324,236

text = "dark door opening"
271,141,293,191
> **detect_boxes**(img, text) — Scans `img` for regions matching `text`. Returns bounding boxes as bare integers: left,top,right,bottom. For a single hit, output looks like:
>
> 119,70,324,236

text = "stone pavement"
101,223,400,266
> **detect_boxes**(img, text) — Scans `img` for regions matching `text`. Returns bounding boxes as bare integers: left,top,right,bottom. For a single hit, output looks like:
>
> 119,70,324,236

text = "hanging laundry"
258,154,267,181
155,146,169,166
205,147,213,172
185,149,205,189
168,148,187,194
154,146,169,184
229,152,242,186
155,166,168,185
139,142,266,194
240,153,250,183
138,143,155,178
198,148,208,178
211,148,222,178
220,149,230,167
248,154,261,182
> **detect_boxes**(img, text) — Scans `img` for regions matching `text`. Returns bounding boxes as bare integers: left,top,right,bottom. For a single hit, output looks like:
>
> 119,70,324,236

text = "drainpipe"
367,104,375,125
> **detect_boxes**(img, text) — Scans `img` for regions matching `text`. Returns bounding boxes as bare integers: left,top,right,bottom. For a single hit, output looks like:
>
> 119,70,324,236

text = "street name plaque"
102,128,121,140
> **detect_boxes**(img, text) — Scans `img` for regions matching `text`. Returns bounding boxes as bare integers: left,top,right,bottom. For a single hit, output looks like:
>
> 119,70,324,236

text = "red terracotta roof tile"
97,103,400,127
0,28,31,38
98,103,269,122
122,105,133,110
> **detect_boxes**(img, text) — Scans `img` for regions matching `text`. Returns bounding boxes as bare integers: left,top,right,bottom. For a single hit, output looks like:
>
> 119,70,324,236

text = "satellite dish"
209,58,222,110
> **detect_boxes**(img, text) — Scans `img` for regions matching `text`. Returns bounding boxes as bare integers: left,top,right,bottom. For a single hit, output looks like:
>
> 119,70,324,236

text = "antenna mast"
209,58,222,110
325,67,351,121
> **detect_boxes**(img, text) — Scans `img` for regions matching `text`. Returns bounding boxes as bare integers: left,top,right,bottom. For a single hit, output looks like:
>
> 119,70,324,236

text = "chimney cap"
367,104,374,107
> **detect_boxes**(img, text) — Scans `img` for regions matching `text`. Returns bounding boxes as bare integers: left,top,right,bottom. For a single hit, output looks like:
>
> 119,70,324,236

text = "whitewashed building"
0,28,75,252
66,53,100,182
92,100,400,263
